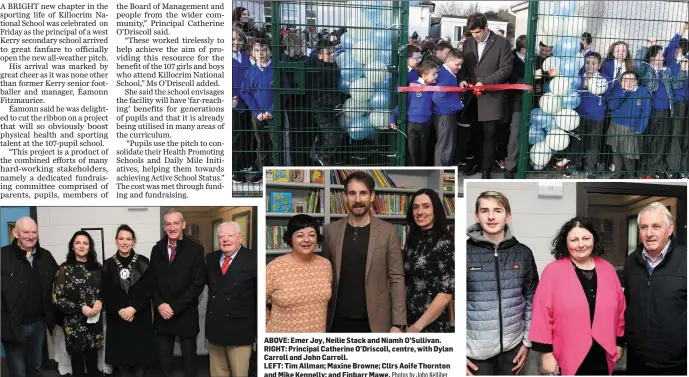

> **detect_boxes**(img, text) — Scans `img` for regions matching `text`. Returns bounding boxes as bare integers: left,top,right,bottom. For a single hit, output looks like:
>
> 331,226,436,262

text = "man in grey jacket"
466,191,539,375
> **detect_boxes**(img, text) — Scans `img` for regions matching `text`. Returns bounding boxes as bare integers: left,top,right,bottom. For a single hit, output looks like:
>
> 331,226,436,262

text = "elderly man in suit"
461,13,513,179
321,171,407,333
150,208,206,377
205,221,257,377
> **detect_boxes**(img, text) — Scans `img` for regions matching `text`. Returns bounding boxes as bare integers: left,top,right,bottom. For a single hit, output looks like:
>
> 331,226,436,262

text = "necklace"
114,252,137,280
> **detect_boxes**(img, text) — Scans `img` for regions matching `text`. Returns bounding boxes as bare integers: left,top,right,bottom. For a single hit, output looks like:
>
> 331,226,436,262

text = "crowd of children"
534,23,689,179
232,4,689,181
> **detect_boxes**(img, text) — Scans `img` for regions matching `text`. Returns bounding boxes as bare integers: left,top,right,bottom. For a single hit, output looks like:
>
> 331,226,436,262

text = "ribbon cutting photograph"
231,1,689,199
1,206,258,377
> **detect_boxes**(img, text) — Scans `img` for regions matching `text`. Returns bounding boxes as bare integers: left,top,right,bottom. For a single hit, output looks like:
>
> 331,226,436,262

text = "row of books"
268,190,324,213
266,224,326,250
443,172,455,192
443,196,455,217
330,170,398,188
266,169,325,184
331,191,411,216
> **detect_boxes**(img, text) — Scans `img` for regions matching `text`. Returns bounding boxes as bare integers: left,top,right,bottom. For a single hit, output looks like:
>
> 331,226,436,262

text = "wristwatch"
392,324,408,331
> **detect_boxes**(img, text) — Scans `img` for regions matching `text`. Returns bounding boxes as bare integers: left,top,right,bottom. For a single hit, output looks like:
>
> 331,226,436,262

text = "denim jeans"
3,320,46,377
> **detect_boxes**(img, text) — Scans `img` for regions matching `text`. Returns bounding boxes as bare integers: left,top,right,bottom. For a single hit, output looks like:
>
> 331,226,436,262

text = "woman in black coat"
101,225,158,377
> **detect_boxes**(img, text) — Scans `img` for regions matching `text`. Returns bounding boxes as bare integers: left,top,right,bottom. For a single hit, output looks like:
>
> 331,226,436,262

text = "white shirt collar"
417,78,426,85
642,240,671,266
442,64,457,79
233,51,242,62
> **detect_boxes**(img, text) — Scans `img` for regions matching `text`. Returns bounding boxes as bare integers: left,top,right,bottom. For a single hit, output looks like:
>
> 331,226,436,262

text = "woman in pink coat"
529,217,625,375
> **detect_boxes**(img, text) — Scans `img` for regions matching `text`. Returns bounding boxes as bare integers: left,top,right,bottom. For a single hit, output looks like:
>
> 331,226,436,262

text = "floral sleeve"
53,265,83,313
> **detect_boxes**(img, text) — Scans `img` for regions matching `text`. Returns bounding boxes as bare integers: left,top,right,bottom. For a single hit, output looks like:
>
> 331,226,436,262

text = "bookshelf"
265,168,457,258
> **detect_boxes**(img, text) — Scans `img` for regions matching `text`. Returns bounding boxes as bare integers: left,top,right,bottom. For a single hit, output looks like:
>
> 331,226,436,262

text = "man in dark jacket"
624,202,687,375
307,39,346,165
503,35,527,179
150,209,206,377
205,221,257,377
1,216,58,377
466,191,538,375
461,13,513,179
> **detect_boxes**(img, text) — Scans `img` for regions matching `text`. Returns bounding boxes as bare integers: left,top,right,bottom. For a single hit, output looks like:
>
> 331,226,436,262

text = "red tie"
169,244,177,265
221,255,231,275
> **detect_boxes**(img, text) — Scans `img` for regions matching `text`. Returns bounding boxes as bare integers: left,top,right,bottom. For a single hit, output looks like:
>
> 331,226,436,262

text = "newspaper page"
1,0,229,205
0,1,461,376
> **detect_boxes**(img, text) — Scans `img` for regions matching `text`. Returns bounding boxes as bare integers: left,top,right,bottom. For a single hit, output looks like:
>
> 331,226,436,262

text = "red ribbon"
398,83,533,96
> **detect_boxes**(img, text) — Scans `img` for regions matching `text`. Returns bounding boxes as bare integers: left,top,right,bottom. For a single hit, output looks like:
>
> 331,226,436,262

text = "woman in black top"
101,225,158,377
403,189,454,333
53,231,103,377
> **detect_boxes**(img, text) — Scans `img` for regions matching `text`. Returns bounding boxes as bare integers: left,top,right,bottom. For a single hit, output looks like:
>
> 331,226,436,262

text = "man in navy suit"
205,221,257,377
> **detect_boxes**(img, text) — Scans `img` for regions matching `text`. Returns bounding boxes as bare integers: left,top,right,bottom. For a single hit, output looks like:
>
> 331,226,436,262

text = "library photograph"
264,168,456,333
464,181,687,376
1,206,259,377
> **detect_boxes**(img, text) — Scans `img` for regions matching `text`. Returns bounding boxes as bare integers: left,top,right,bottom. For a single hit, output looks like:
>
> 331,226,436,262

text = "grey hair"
637,202,674,227
218,221,242,236
164,208,184,222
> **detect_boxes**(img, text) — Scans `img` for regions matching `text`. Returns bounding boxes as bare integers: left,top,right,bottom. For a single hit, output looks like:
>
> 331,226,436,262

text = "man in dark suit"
150,209,206,377
321,171,407,333
1,217,58,377
205,221,257,377
461,13,514,179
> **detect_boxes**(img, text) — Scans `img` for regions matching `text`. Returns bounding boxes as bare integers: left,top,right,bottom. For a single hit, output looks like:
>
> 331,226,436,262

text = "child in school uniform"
232,27,253,183
407,45,422,83
634,40,689,178
240,38,274,183
606,71,651,178
389,60,439,166
663,22,689,177
306,39,346,165
569,52,612,177
431,48,464,166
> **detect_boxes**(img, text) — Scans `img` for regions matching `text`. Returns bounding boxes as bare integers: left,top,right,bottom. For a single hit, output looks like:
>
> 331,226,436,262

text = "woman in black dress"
403,189,455,332
101,225,158,377
53,230,104,377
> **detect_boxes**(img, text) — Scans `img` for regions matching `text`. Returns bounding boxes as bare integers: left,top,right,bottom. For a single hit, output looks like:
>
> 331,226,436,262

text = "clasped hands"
158,303,175,320
119,306,137,322
81,300,102,318
257,112,274,121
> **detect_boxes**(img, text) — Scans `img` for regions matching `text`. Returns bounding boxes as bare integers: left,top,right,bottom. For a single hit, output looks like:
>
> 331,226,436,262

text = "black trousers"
477,120,498,172
232,109,253,173
285,94,313,167
407,121,432,166
251,117,275,170
640,109,671,174
157,335,197,377
568,118,605,169
330,316,371,333
70,348,100,377
627,356,687,376
116,366,145,377
467,345,520,375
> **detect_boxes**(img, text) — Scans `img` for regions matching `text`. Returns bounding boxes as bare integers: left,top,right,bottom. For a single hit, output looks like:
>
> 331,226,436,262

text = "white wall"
409,5,431,39
37,207,161,265
465,181,577,274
